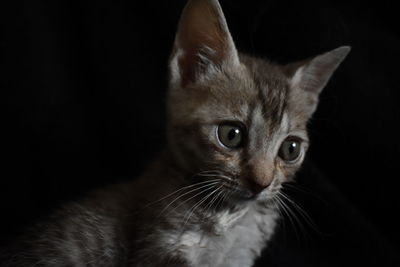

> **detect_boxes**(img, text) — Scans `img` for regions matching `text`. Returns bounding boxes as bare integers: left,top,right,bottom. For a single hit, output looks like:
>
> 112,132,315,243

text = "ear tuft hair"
290,46,351,94
169,0,240,88
286,46,351,118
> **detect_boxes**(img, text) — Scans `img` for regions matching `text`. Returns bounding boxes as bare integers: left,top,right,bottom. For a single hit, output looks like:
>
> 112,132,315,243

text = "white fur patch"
164,204,278,267
290,66,305,90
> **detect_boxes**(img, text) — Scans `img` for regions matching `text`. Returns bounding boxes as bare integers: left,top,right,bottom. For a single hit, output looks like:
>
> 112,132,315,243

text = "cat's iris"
217,123,244,149
278,138,302,162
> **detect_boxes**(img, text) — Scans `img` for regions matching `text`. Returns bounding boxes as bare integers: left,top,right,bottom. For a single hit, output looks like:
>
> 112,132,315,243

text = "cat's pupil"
228,128,239,140
289,142,296,154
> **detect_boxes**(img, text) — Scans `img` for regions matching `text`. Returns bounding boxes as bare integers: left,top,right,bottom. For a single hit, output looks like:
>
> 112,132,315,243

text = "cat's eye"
278,138,302,162
217,123,245,149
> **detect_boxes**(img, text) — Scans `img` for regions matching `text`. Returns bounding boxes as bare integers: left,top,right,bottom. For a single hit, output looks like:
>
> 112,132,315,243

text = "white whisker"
183,185,221,226
204,187,223,215
275,194,301,243
278,191,321,235
159,181,219,216
144,179,220,209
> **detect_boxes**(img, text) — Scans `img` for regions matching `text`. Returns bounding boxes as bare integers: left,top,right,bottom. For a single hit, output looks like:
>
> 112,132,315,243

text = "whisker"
283,182,325,203
197,169,235,181
183,185,221,226
204,188,223,215
218,188,232,211
278,191,322,236
143,179,220,209
213,188,228,212
215,174,234,181
275,195,301,244
271,196,287,237
159,181,219,216
197,173,234,184
164,182,220,216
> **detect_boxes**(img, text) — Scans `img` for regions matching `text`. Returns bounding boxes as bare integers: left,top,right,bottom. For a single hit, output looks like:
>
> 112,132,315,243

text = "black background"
1,0,399,266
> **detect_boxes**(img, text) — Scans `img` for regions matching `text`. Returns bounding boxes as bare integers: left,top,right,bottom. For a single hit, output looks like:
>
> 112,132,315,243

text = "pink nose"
245,156,274,194
246,177,271,195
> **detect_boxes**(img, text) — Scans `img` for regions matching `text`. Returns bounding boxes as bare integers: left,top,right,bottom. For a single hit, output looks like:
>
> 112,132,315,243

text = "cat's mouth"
222,183,256,201
193,171,260,201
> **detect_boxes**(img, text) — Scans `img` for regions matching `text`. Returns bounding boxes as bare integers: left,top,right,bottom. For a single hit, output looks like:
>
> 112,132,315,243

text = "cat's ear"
286,46,351,118
169,0,240,88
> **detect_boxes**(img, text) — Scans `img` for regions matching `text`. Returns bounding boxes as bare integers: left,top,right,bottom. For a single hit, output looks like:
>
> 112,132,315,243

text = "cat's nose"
246,155,274,194
246,177,270,195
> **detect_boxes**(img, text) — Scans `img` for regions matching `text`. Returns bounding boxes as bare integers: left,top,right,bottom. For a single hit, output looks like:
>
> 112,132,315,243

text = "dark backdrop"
1,0,399,266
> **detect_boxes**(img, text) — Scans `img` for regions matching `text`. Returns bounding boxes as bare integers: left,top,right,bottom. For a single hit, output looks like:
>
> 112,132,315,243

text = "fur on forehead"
168,53,291,126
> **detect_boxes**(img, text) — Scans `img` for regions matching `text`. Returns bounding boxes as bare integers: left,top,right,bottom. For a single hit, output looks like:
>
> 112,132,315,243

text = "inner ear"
170,0,240,88
288,46,351,94
286,46,351,118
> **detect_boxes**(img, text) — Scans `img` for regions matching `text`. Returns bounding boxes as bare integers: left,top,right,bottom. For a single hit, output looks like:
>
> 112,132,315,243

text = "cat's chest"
170,206,278,267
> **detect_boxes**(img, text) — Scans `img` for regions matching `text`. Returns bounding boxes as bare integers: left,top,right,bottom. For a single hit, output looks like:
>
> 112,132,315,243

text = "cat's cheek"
276,163,298,182
213,151,241,171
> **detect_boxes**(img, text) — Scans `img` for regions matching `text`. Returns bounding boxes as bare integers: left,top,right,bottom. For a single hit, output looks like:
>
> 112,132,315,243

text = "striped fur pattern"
1,0,350,266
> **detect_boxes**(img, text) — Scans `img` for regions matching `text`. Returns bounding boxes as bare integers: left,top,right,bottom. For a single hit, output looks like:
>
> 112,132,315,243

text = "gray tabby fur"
1,0,350,266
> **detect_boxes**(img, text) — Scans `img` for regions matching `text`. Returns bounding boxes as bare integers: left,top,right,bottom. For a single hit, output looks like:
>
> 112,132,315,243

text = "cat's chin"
224,185,260,202
223,186,277,206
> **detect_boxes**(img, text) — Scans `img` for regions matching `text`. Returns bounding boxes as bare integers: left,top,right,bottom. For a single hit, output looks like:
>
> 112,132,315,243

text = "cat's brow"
256,81,288,134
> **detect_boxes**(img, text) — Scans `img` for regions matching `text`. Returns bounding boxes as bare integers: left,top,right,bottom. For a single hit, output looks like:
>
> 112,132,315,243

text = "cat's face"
167,0,349,203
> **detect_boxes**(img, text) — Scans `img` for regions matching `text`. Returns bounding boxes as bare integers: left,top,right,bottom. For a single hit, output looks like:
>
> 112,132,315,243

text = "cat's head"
166,0,349,203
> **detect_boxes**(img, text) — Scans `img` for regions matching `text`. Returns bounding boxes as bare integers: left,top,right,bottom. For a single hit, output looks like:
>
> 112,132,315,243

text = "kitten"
2,0,350,266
